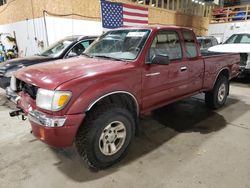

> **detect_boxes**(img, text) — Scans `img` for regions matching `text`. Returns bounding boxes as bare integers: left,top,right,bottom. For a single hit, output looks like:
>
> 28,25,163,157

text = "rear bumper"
29,112,85,148
0,76,10,89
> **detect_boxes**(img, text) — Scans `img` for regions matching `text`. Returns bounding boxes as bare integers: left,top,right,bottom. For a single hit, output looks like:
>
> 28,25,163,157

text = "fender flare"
212,67,230,88
86,91,140,115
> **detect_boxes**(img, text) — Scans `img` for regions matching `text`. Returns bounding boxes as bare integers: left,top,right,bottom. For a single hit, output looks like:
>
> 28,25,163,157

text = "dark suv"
0,35,97,90
197,36,219,55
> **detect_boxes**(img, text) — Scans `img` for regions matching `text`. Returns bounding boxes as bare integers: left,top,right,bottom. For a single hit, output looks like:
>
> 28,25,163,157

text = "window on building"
0,0,7,6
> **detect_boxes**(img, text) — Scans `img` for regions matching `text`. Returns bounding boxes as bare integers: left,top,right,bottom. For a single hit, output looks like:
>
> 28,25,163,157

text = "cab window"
147,31,182,62
183,31,198,58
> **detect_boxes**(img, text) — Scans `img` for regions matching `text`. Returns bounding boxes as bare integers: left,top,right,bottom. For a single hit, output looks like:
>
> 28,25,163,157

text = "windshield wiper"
93,55,126,61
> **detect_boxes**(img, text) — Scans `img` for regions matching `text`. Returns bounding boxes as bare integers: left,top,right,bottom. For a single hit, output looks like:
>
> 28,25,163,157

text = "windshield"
40,38,75,57
84,29,151,61
224,34,250,44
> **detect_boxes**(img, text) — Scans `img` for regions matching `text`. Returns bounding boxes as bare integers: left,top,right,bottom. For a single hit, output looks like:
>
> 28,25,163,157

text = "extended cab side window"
147,31,182,62
183,31,198,58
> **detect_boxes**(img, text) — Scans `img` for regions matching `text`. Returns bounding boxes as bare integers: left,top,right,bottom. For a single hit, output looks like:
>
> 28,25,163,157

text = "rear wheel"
75,104,135,169
205,75,229,109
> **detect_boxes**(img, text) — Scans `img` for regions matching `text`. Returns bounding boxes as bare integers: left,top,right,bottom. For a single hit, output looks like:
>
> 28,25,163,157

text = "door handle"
180,66,187,71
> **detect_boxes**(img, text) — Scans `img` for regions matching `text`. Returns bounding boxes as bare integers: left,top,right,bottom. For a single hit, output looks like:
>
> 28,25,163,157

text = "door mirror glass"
67,51,78,58
151,54,170,65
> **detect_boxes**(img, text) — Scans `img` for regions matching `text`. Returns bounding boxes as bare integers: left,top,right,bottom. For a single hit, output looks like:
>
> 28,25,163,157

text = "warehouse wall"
208,21,250,43
0,18,47,56
0,0,210,56
0,0,209,33
0,17,102,56
0,0,101,25
148,8,209,36
45,17,102,45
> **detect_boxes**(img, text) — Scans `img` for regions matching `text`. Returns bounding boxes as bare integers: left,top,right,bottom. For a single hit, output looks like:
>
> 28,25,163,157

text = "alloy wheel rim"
218,83,226,103
99,121,126,156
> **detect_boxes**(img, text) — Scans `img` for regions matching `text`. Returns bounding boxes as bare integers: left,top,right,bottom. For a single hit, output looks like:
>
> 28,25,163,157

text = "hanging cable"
30,0,37,39
0,0,16,14
43,10,100,20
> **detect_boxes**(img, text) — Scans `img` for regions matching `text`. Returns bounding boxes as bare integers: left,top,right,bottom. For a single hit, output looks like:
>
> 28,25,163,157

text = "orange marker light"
39,128,45,140
58,95,69,107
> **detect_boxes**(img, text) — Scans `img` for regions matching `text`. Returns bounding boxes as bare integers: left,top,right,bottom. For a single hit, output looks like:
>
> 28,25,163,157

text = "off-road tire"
205,75,229,109
75,104,135,170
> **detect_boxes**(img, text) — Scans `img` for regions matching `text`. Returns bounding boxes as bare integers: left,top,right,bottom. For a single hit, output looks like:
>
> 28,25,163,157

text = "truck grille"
17,79,38,99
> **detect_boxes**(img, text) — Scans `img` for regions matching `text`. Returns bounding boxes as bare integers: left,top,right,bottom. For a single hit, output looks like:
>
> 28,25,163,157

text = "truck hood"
0,56,55,72
15,56,128,90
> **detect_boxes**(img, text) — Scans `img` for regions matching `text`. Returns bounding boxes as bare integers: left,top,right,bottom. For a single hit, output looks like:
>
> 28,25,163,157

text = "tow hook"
9,109,26,121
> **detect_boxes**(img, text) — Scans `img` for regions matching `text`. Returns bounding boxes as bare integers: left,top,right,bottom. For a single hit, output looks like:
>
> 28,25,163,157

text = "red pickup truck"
10,26,240,169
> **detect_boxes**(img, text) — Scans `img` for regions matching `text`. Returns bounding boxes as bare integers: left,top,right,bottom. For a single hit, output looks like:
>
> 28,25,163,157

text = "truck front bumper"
28,111,85,148
14,91,85,148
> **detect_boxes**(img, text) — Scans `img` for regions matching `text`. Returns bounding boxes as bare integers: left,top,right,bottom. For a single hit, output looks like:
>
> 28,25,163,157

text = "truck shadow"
51,96,246,182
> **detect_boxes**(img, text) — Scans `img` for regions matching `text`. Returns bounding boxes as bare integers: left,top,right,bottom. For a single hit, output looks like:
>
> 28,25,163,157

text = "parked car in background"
209,33,250,76
0,35,97,91
10,26,239,169
197,36,219,55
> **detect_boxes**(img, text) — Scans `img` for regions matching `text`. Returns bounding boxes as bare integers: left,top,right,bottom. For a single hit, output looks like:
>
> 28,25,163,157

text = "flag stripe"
123,22,148,26
123,15,148,21
123,3,148,11
123,7,148,15
123,11,148,17
123,18,148,24
101,1,148,29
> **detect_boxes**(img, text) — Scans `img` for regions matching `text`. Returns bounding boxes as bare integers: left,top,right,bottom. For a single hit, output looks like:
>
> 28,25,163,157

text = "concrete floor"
0,80,250,188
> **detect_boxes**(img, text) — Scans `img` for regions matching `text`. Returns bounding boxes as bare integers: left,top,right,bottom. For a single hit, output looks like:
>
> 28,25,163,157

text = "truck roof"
112,25,193,31
62,35,98,42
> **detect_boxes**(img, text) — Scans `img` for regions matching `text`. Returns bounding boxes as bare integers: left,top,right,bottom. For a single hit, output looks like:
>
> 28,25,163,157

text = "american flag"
101,0,148,29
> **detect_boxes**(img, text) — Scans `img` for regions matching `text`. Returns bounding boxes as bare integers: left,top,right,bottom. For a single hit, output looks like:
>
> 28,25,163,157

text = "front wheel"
205,75,229,109
75,104,135,169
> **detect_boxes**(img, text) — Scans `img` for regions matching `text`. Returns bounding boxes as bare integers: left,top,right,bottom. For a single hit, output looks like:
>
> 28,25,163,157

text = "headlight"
36,89,72,111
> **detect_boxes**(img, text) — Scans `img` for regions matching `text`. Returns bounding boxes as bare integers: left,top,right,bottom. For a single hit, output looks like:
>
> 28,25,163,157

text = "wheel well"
219,69,230,80
213,68,230,87
86,93,139,133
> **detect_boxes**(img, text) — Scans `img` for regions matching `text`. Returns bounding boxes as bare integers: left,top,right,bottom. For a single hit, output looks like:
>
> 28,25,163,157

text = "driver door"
141,30,190,110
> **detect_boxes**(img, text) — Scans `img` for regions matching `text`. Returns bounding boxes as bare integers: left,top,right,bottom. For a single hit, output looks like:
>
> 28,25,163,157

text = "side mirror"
67,51,78,58
151,55,170,65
